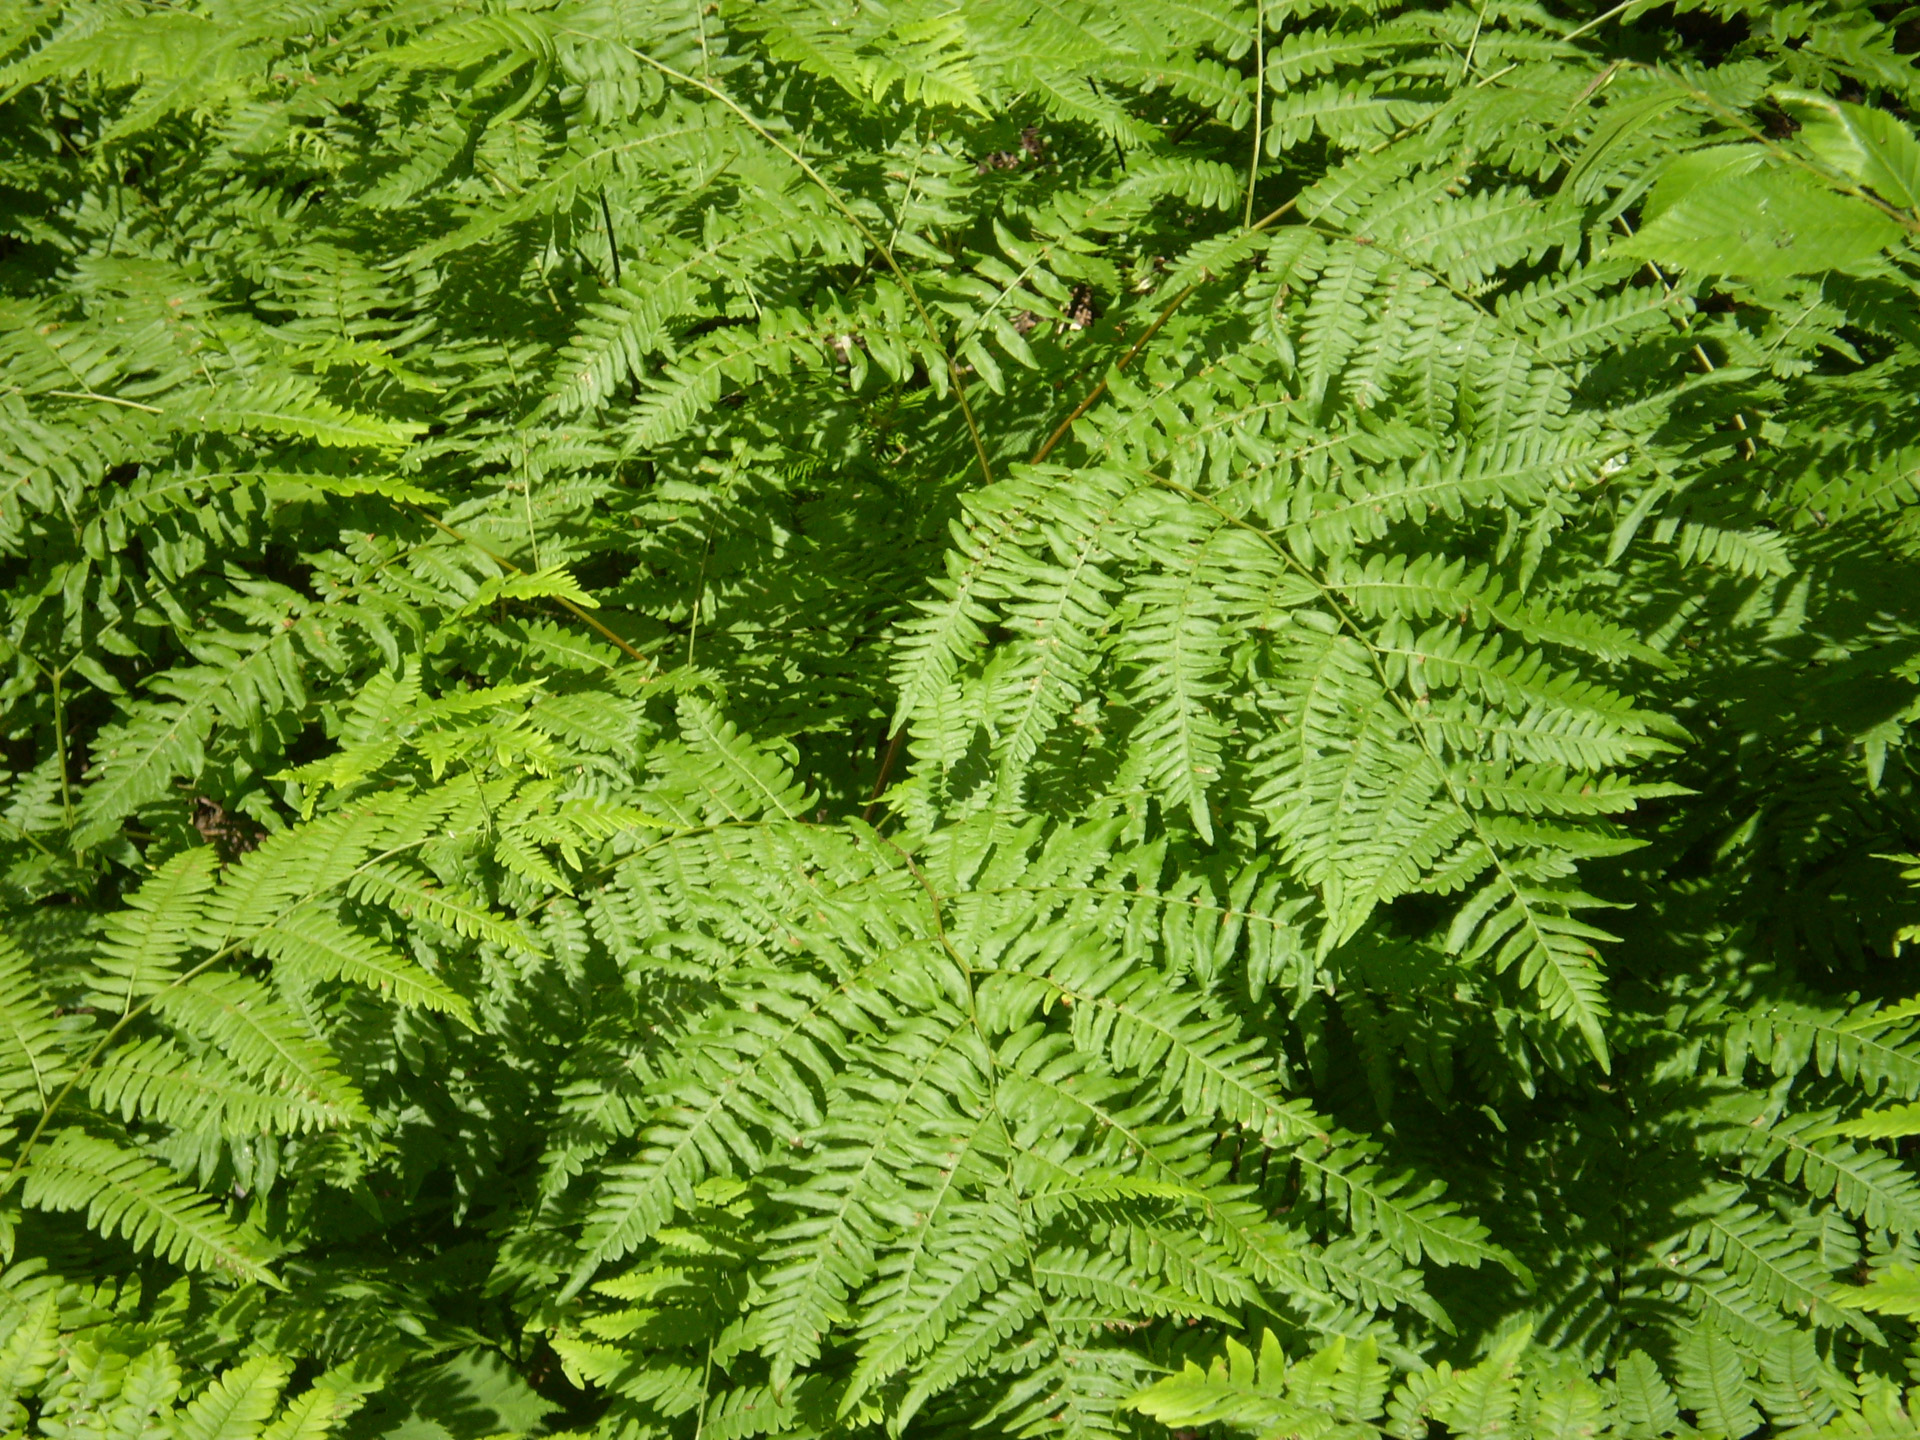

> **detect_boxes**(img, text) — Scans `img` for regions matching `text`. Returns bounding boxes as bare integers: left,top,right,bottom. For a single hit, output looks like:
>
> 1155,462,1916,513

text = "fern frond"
174,1354,291,1440
20,1129,275,1282
0,935,70,1114
249,910,471,1023
85,1036,339,1135
147,974,366,1126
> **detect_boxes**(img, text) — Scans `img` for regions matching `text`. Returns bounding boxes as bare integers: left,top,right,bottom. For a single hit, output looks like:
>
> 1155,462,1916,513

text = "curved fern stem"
405,503,658,670
1244,0,1265,229
577,31,997,488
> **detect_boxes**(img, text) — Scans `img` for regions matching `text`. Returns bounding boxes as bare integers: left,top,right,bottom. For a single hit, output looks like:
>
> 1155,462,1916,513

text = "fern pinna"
2,1,1920,1438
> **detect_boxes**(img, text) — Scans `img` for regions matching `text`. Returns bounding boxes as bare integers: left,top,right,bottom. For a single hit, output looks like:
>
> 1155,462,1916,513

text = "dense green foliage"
4,1,1920,1437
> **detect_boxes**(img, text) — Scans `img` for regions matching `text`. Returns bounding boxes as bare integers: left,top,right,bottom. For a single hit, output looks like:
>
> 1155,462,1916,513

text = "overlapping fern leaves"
2,1,1920,1437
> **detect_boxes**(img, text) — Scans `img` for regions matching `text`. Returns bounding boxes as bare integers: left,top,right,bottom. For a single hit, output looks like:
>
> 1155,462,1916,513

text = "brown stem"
1030,281,1199,464
406,505,655,670
862,727,909,823
1029,196,1301,467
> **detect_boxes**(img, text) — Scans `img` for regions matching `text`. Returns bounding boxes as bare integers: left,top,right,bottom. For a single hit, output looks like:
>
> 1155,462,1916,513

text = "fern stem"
1032,195,1302,465
1030,284,1193,464
49,663,73,832
0,811,55,859
405,504,655,670
692,1337,713,1440
1456,0,1488,87
1562,0,1642,42
41,389,164,413
598,188,622,286
687,530,712,668
861,727,908,823
884,120,932,259
1244,0,1265,229
580,35,996,488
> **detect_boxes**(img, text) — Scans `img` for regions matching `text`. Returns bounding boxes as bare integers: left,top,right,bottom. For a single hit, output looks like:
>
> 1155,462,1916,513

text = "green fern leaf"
20,1130,275,1283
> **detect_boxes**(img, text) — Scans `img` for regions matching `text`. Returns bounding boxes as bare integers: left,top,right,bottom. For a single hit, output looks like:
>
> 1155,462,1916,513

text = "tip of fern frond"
1583,1029,1612,1075
554,1261,598,1306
